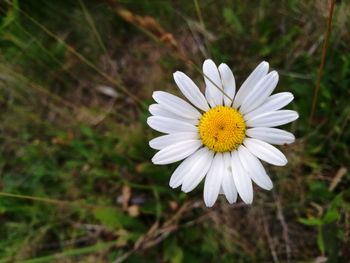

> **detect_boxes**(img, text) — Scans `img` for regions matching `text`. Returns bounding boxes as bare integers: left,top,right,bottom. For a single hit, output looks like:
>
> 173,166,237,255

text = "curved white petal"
246,110,299,127
204,153,224,207
233,61,269,108
152,140,202,165
203,59,223,107
243,138,287,166
246,128,295,145
147,116,197,134
218,63,236,106
169,148,206,188
149,132,199,150
173,71,209,111
231,151,253,204
244,92,294,120
237,146,273,190
153,91,201,119
239,71,279,114
149,104,199,125
221,152,237,204
181,148,214,192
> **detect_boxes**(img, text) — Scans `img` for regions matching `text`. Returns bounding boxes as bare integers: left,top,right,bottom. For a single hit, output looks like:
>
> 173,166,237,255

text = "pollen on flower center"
198,106,246,152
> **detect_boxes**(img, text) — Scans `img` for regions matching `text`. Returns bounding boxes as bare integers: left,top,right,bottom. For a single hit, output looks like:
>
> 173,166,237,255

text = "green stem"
4,0,145,109
308,0,335,126
79,0,109,56
19,241,117,263
0,192,114,210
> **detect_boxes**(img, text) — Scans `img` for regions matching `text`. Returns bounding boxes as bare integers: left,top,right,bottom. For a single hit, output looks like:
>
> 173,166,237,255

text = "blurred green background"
0,0,349,262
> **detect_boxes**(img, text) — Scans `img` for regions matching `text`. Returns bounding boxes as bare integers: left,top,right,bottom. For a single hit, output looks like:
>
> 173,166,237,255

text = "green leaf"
222,7,243,33
0,0,19,32
80,125,95,138
298,217,322,226
323,209,339,224
93,207,121,229
164,239,184,263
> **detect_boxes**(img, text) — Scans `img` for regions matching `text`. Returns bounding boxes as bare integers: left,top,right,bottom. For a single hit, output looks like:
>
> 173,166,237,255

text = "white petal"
173,71,209,111
231,151,253,204
221,152,237,203
147,116,197,134
237,146,273,190
203,59,223,107
218,63,236,106
244,92,294,120
181,148,214,192
149,132,199,150
169,148,205,188
246,128,295,145
152,140,202,165
246,110,299,127
153,91,201,119
149,104,198,125
203,153,224,207
233,61,269,108
239,71,279,114
243,138,287,166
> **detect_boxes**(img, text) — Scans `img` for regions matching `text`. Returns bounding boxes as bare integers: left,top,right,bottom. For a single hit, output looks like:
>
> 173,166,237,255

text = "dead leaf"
113,6,179,50
96,85,118,98
169,201,178,211
329,167,347,191
122,185,131,210
51,132,74,145
128,205,140,217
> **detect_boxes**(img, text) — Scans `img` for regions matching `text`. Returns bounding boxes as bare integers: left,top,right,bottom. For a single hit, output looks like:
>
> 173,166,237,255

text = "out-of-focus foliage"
0,0,349,262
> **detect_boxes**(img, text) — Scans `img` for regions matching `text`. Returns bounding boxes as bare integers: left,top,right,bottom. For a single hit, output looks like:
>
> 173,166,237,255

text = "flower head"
147,60,298,207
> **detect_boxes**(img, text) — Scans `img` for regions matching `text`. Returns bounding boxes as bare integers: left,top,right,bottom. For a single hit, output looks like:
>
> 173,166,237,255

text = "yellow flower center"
198,106,246,152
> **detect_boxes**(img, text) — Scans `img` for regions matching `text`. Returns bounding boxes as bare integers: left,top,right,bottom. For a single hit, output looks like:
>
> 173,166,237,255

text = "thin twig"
309,0,336,126
0,66,130,123
194,0,205,33
193,62,234,102
113,201,196,263
274,194,292,262
261,211,280,263
78,0,110,57
193,0,209,57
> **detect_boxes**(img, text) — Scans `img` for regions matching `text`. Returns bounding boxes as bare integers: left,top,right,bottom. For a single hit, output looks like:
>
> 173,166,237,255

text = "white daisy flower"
147,60,298,207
